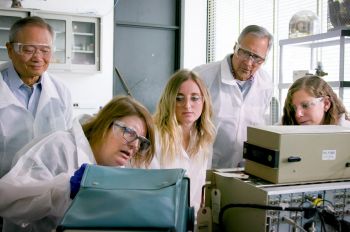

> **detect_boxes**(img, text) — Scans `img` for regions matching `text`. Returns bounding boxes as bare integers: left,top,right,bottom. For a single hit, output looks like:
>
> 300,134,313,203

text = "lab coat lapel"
219,55,244,104
0,74,24,109
71,119,97,166
220,55,237,86
36,72,60,113
220,55,244,102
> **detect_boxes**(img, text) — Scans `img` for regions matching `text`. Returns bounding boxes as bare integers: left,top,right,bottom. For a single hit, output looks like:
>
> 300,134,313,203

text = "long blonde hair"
153,69,216,165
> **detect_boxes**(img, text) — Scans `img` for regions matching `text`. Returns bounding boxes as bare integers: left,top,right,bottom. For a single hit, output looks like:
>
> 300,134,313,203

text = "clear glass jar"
289,10,320,38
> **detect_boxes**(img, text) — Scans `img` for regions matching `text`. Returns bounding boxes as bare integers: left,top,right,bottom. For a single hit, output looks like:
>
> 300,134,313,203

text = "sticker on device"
322,150,336,160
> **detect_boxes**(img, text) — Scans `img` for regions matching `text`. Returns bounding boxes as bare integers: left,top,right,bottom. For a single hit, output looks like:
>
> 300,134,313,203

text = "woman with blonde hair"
151,69,216,212
282,75,350,126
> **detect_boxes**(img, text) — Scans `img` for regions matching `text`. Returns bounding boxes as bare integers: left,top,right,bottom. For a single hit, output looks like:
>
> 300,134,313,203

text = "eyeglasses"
234,43,265,65
11,43,54,58
292,97,324,112
113,121,150,153
176,94,203,106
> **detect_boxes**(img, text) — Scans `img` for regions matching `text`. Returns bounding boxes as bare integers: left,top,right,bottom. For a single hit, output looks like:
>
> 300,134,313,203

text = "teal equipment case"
56,165,194,232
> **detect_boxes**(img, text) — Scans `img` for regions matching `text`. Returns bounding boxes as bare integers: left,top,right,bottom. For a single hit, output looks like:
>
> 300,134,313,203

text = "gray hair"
9,16,54,43
238,25,273,52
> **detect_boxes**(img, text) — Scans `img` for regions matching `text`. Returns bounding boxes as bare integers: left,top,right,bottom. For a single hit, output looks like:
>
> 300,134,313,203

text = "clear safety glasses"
234,43,265,65
175,94,203,106
113,121,150,153
292,97,324,112
11,43,54,58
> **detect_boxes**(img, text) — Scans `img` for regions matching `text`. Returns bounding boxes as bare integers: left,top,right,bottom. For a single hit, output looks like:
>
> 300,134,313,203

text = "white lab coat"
194,54,273,168
0,119,96,232
338,114,350,127
149,131,208,213
0,62,73,177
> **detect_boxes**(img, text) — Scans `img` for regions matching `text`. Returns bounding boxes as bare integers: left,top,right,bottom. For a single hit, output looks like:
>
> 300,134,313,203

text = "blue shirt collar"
3,62,42,90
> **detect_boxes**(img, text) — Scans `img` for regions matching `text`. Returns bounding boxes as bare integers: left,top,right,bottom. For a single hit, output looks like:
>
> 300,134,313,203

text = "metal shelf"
278,29,350,112
73,32,94,36
279,81,350,89
72,50,94,54
279,29,350,46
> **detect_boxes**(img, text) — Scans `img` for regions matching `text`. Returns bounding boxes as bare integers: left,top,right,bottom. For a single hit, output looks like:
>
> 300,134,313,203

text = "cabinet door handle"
287,156,301,162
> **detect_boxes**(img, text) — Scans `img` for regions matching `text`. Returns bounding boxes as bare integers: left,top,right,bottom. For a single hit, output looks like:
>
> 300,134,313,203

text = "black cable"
317,209,327,232
303,200,343,232
218,203,316,232
338,217,342,232
318,207,345,232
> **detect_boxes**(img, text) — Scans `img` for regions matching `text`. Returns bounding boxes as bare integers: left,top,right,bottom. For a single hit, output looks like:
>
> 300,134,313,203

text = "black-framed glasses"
234,43,265,65
176,94,203,106
11,42,54,58
113,121,150,152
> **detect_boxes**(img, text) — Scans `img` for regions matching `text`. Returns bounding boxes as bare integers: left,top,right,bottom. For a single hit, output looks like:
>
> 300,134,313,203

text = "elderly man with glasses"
193,25,274,169
0,16,73,178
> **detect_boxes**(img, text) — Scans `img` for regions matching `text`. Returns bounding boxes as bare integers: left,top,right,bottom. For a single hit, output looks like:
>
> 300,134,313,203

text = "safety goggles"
234,43,265,65
291,97,324,112
113,121,150,153
11,42,54,58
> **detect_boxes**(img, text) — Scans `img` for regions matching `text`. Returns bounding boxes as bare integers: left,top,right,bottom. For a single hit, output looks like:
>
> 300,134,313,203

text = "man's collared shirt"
226,54,254,99
2,63,42,116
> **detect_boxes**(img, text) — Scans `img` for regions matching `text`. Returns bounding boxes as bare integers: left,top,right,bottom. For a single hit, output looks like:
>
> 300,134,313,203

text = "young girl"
282,75,350,126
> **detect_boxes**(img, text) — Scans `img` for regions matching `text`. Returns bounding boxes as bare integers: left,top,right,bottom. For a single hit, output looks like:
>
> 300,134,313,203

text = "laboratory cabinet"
0,8,100,72
0,9,28,63
278,29,350,111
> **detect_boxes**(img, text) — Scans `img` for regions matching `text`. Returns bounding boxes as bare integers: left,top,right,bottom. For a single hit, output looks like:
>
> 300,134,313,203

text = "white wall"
182,0,207,69
0,0,114,117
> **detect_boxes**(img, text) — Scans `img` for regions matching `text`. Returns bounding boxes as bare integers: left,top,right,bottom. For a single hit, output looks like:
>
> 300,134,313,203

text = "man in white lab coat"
0,16,73,178
194,25,273,168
